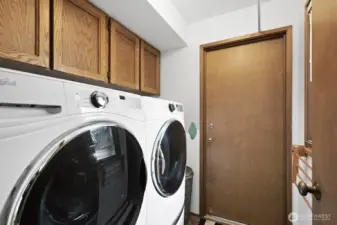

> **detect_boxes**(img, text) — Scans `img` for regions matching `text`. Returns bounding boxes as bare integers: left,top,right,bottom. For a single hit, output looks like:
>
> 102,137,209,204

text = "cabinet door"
140,41,160,95
110,20,140,90
0,0,49,67
53,0,108,82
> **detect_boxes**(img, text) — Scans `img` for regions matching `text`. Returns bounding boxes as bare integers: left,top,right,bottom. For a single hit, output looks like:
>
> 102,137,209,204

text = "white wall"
160,0,311,222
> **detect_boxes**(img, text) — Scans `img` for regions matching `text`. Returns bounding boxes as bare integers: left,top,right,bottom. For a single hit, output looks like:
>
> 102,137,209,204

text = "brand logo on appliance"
0,78,17,86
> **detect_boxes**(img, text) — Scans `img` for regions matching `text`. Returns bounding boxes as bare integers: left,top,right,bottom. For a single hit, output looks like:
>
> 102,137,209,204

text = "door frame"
304,0,312,148
199,26,293,222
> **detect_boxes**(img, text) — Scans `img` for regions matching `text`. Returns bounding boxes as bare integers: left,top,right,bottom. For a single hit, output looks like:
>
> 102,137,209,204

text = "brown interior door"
312,0,337,223
205,36,288,225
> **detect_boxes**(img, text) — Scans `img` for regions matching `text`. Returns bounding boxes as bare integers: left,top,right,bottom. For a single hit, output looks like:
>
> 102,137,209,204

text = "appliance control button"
91,91,109,108
169,103,175,112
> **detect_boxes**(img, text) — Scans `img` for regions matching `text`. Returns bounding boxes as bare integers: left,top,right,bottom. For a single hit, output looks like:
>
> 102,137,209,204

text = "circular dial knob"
91,91,109,108
168,103,175,112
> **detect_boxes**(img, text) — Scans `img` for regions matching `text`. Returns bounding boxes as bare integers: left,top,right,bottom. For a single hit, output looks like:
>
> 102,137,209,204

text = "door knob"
208,137,213,143
297,181,322,200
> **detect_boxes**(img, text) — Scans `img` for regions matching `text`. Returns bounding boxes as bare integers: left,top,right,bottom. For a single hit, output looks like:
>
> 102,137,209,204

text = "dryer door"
151,120,187,197
3,124,146,225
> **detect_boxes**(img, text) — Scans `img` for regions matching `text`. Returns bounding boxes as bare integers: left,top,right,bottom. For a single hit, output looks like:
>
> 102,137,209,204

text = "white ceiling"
170,0,270,23
90,0,186,51
90,0,271,51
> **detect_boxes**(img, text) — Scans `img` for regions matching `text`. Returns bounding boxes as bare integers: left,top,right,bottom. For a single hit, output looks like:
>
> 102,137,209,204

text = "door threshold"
204,215,247,225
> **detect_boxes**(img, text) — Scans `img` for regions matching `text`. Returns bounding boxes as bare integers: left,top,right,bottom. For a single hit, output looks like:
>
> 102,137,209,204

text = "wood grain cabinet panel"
110,20,140,90
53,0,108,82
140,41,160,95
0,0,49,67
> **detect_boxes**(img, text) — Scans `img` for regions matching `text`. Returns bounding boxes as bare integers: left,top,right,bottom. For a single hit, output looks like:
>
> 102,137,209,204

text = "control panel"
64,82,143,120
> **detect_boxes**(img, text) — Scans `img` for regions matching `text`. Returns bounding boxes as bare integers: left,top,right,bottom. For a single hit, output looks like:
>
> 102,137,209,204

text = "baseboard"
190,212,200,217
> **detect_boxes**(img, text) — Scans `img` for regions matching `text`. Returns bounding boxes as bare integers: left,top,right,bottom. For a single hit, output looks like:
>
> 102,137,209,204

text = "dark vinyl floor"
188,215,227,225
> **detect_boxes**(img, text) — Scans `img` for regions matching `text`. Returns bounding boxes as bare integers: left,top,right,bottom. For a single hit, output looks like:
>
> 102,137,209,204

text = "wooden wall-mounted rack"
292,145,313,210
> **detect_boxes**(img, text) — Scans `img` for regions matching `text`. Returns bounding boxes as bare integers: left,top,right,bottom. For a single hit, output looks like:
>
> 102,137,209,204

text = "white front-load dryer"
142,97,187,225
0,68,147,225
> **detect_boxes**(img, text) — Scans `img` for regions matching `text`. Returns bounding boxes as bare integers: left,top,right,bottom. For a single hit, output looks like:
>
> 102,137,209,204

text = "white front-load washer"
0,68,147,225
142,97,187,225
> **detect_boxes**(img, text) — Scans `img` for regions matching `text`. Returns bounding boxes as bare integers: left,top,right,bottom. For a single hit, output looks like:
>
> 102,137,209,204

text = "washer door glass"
18,125,146,225
152,120,187,197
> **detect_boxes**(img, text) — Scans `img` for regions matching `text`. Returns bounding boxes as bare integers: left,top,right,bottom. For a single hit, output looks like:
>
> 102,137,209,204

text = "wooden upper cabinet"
110,20,140,90
0,0,49,67
53,0,108,82
140,41,160,95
